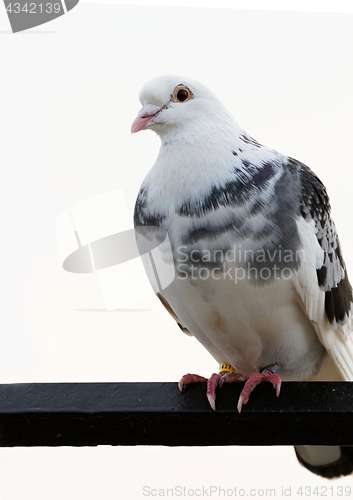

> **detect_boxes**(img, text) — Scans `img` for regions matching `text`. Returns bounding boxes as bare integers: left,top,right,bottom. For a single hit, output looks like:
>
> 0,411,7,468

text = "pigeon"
132,75,353,478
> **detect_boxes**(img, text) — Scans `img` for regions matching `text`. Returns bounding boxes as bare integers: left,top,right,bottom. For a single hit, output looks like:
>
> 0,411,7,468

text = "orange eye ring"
171,85,193,103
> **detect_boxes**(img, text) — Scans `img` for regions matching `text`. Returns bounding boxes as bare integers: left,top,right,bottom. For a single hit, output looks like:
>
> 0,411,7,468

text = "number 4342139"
6,3,62,14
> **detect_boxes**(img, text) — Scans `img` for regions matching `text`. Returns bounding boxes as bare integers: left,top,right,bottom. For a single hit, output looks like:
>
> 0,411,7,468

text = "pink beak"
131,104,161,134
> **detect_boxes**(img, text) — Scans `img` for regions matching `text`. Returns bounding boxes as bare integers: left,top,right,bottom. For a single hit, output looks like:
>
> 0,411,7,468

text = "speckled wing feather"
292,158,353,379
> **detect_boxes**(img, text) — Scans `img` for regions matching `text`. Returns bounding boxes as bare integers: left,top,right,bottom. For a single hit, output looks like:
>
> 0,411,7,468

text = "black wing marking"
293,157,353,325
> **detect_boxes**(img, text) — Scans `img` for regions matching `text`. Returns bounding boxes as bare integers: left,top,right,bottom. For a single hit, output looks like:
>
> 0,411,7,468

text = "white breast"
141,230,327,380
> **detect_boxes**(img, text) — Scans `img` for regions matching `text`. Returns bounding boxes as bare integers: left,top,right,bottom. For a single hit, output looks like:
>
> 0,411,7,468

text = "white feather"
293,216,353,380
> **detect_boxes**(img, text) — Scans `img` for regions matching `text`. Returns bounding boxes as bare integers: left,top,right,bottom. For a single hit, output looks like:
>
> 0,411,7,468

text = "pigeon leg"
178,363,248,410
237,364,281,413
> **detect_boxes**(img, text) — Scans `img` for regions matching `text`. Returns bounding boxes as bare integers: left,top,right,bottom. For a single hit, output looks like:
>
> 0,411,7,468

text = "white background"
0,1,353,498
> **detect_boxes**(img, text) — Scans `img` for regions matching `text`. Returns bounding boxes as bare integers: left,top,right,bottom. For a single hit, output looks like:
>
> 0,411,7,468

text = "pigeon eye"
177,89,189,101
171,85,192,103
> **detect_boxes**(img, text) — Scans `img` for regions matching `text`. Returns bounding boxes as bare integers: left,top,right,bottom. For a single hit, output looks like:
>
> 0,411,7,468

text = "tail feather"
295,446,353,479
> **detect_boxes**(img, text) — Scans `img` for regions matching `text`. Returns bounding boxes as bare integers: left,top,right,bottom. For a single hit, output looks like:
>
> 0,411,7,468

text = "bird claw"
178,373,208,392
178,371,226,410
206,371,244,409
179,369,248,410
207,393,216,411
237,369,282,413
237,396,244,413
179,367,281,412
206,372,223,410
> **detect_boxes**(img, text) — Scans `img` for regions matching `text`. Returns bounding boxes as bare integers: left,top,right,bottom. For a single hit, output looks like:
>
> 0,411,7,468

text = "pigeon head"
131,75,236,142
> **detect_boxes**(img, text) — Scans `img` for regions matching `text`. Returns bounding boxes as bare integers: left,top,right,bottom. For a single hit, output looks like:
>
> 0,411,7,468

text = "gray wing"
295,158,353,327
292,158,353,379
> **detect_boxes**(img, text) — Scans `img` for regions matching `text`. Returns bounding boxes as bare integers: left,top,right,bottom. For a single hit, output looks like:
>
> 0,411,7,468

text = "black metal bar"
0,382,352,447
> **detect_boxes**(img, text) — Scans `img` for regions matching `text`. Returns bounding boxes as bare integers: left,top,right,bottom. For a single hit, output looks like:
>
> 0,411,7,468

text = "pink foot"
178,370,248,411
178,373,208,391
207,371,248,410
237,369,281,413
